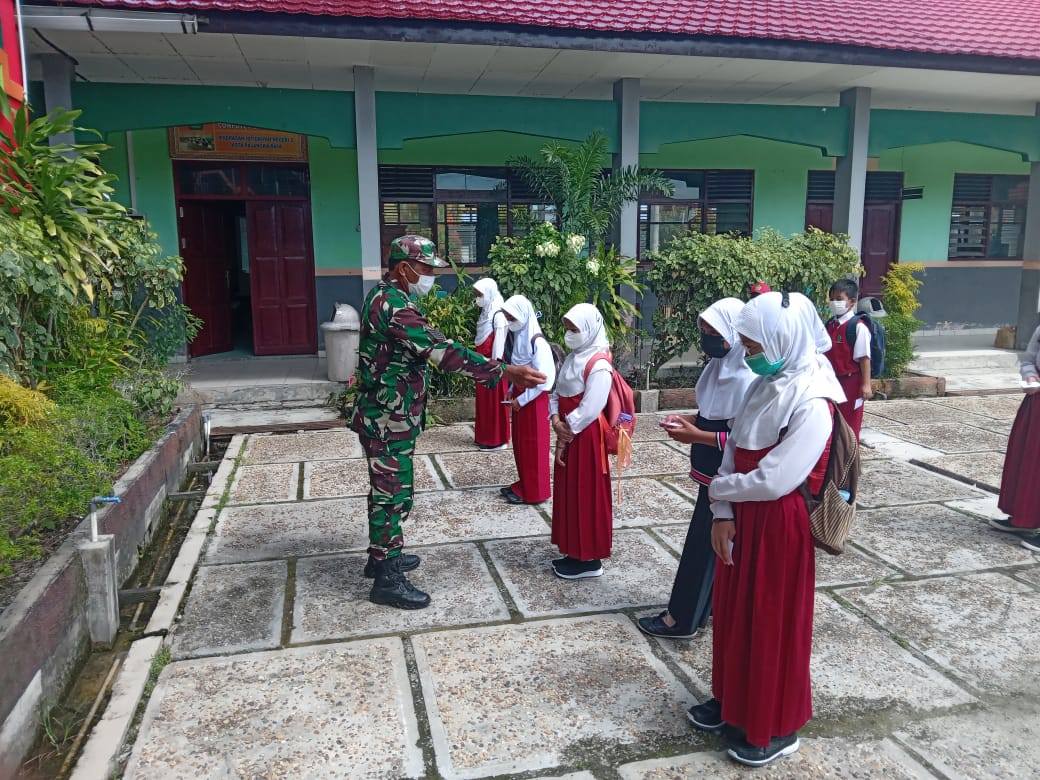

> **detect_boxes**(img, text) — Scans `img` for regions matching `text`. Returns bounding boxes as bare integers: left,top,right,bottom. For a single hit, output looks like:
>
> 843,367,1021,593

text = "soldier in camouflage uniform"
350,235,545,609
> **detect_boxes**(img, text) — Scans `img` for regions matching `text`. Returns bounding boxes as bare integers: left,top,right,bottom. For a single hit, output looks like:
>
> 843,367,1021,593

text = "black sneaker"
364,553,420,579
499,486,514,497
369,557,431,610
638,611,698,640
1021,532,1040,553
686,698,724,731
503,489,529,505
478,443,508,451
727,732,800,767
552,557,603,579
989,517,1030,534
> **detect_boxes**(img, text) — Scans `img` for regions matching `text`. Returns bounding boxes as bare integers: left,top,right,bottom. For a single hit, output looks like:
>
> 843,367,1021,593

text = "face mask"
402,264,435,297
745,351,785,376
829,300,849,317
564,331,584,350
474,296,484,308
701,333,730,359
507,319,524,333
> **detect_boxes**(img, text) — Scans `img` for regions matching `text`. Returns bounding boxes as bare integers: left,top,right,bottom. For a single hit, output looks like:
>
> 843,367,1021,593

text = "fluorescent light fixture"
21,6,198,34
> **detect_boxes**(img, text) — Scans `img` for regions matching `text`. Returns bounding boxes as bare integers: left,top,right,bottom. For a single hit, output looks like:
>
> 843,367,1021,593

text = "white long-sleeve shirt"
1021,325,1040,380
491,312,508,361
516,337,557,407
548,360,612,434
708,397,831,520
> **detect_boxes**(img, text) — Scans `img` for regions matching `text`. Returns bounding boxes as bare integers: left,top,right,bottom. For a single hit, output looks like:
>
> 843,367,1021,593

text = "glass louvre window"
949,174,1029,259
638,170,753,258
378,166,551,265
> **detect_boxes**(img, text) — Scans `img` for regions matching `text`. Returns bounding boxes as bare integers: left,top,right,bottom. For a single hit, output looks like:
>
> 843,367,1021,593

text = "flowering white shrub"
566,234,586,254
534,241,560,258
586,258,601,275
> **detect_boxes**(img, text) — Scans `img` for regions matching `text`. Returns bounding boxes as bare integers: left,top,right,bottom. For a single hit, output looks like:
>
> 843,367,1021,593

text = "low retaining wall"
0,405,202,777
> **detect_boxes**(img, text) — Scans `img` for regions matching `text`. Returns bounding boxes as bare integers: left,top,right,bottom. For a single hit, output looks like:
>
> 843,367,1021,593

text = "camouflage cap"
389,235,448,268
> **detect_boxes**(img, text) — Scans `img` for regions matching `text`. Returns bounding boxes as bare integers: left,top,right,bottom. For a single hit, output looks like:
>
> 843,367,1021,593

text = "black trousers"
666,415,728,633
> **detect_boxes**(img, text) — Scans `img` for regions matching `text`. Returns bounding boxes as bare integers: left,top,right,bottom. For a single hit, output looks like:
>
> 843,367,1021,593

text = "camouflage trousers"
360,435,417,560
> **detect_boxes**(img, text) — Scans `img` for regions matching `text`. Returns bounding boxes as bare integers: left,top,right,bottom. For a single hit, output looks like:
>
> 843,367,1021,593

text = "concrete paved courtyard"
126,396,1038,779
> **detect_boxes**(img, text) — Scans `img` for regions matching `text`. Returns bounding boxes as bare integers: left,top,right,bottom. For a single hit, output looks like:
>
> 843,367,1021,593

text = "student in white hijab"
472,278,511,449
688,291,845,768
549,303,614,580
500,295,555,505
638,297,755,640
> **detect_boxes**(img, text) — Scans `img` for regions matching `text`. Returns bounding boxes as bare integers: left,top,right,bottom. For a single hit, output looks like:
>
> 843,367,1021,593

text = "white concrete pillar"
354,66,382,295
1015,105,1040,349
78,535,119,646
39,53,76,147
833,87,871,254
613,78,640,259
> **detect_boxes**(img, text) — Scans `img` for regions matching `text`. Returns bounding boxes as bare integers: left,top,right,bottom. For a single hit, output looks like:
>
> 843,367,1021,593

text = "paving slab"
650,595,973,720
859,429,943,461
532,774,596,780
917,451,1006,492
633,413,670,441
924,394,1023,420
486,529,676,617
944,493,1006,521
292,543,509,642
625,442,691,477
407,488,549,545
896,701,1040,780
302,455,442,499
857,459,984,509
660,475,698,499
415,423,479,454
881,422,1008,455
412,614,698,779
546,478,693,528
435,449,519,489
845,572,1040,694
241,429,363,464
815,546,898,588
617,737,931,779
1016,567,1040,588
862,412,912,431
227,462,298,504
171,560,286,659
125,640,423,779
866,399,970,426
205,498,369,564
853,503,1034,576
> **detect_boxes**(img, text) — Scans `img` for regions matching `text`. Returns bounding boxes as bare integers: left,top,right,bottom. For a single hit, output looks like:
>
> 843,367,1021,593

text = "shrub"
645,228,863,370
880,262,924,378
0,376,54,427
418,266,479,399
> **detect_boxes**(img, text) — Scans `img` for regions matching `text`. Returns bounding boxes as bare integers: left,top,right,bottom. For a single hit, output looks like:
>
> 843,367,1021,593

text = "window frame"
948,173,1030,261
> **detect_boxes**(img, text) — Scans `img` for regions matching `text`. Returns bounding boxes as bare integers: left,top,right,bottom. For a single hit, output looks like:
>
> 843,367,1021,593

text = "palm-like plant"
510,130,673,249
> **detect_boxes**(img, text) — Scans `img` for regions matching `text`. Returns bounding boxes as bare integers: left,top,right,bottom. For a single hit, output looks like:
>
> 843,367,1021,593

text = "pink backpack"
582,351,636,458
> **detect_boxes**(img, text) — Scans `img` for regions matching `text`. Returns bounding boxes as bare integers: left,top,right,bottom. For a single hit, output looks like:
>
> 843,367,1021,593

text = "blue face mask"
745,351,785,376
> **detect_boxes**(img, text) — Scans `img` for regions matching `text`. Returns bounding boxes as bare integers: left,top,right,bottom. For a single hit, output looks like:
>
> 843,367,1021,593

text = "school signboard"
168,123,308,161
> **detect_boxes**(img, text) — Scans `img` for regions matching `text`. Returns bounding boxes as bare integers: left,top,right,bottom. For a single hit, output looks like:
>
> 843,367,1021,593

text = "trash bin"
321,303,361,382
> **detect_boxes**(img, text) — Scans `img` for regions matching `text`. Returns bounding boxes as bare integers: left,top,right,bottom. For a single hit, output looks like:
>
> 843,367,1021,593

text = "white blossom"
534,241,560,258
586,258,601,275
566,234,586,253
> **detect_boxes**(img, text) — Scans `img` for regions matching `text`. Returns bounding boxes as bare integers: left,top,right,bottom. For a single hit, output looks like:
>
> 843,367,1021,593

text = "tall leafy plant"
880,262,924,378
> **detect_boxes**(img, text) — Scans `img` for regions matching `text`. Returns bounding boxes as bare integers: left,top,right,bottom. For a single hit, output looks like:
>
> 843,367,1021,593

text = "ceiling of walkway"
26,30,1040,114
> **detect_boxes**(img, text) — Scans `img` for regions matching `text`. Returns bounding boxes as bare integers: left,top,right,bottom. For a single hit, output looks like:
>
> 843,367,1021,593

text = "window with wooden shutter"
949,173,1029,260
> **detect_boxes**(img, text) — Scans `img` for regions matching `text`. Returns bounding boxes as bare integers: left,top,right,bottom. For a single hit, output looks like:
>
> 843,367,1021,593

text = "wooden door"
805,202,834,233
862,203,899,296
247,201,318,355
179,202,234,357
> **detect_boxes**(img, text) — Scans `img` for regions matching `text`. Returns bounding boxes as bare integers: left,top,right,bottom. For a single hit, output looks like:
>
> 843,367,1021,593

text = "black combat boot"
364,553,420,579
369,557,431,610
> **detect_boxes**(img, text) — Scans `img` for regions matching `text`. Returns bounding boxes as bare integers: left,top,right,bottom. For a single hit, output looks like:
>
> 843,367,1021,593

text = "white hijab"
696,298,755,421
556,303,612,397
728,292,846,450
474,277,505,345
501,294,542,366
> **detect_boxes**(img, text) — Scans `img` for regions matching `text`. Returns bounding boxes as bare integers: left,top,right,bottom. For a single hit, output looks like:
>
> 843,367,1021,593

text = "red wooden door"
805,202,834,233
862,203,899,296
247,201,318,355
179,202,234,357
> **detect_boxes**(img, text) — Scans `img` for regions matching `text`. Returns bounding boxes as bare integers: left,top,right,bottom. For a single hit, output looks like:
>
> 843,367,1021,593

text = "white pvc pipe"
14,0,29,97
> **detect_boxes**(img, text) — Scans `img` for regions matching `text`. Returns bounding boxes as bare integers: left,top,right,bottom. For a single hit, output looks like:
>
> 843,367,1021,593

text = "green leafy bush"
880,263,924,378
645,228,863,370
418,266,479,399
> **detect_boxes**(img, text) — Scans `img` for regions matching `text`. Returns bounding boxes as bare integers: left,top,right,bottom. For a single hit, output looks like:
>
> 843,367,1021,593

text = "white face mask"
474,295,484,308
507,319,524,333
829,300,849,317
564,331,584,350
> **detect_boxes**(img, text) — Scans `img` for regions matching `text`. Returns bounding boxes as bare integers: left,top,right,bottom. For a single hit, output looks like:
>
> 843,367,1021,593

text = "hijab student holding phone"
639,298,754,640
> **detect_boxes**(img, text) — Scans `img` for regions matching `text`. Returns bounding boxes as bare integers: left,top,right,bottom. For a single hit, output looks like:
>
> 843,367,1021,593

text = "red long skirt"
712,445,819,747
999,393,1040,529
551,393,612,560
473,334,510,448
511,392,551,503
835,373,864,438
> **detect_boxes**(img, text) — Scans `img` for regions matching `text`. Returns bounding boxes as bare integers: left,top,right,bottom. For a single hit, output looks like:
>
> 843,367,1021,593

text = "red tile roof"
70,0,1040,62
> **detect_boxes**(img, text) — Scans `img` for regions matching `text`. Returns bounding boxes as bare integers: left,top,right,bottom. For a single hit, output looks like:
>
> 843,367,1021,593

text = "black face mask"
701,333,731,359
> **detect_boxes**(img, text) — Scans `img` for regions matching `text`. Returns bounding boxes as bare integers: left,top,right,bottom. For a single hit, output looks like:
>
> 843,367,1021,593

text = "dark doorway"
175,161,317,357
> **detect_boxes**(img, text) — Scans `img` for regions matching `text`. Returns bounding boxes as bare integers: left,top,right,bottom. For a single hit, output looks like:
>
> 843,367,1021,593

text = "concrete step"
179,380,343,407
910,349,1020,372
940,368,1024,394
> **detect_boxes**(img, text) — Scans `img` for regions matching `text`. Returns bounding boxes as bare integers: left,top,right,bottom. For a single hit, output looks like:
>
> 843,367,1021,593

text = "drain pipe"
202,412,212,456
80,496,122,645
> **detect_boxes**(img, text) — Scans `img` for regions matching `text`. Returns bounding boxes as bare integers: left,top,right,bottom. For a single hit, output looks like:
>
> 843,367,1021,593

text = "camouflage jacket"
350,278,505,442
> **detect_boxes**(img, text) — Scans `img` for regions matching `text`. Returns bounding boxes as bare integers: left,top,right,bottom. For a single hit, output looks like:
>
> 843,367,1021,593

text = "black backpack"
844,314,886,378
501,318,565,390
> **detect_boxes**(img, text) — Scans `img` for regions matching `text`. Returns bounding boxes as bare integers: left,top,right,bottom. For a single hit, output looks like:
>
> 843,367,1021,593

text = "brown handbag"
800,405,861,556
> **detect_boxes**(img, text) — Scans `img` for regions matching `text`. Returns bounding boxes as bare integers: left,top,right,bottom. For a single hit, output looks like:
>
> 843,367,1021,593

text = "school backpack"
581,352,636,461
845,314,886,379
500,312,565,390
800,404,861,556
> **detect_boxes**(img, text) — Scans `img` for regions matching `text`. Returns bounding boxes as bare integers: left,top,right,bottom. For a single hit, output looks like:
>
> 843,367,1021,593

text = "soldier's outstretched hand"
504,364,547,389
